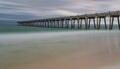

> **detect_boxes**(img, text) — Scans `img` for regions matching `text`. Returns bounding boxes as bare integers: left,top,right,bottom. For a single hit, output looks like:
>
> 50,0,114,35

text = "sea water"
0,25,120,69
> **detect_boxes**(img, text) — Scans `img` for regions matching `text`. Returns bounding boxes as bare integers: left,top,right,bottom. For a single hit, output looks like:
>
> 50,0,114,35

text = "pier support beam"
88,18,91,29
73,19,75,29
104,17,107,29
117,16,120,29
70,18,73,29
59,19,61,28
67,20,69,28
96,17,99,29
80,19,82,29
45,21,47,27
93,18,96,29
77,18,80,29
50,20,52,28
48,20,50,28
53,20,55,28
64,19,67,28
109,16,114,30
98,18,101,29
85,17,88,29
57,20,59,28
61,20,64,28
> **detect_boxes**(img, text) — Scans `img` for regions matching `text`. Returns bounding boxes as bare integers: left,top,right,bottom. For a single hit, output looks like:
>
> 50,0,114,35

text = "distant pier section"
18,11,120,30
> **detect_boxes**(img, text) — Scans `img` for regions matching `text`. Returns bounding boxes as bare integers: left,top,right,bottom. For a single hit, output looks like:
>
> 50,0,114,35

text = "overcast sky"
0,0,120,25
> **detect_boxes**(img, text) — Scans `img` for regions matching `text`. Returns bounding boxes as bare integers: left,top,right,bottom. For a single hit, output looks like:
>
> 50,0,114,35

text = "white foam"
0,30,119,41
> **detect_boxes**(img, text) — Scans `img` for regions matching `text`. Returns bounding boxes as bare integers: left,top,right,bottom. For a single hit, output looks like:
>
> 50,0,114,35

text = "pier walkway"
18,11,120,30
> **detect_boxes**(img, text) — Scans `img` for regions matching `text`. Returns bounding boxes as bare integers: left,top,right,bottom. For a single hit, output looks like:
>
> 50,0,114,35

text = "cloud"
0,18,17,20
0,1,22,5
54,10,78,16
0,0,120,24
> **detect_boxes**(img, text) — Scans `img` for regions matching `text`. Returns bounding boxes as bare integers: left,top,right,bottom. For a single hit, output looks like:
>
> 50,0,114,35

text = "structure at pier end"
17,11,120,30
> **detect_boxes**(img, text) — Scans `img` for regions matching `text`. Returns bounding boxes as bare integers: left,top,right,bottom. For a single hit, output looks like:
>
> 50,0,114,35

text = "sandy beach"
0,31,120,69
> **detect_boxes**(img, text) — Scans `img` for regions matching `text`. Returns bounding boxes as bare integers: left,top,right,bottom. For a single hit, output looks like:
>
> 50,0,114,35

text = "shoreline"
0,30,120,69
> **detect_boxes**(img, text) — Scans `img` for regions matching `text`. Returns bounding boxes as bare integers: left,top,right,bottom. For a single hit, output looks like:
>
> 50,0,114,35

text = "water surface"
0,26,120,69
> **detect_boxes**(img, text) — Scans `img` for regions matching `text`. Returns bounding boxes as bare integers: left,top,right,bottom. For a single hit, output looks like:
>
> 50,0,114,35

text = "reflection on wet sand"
0,31,120,69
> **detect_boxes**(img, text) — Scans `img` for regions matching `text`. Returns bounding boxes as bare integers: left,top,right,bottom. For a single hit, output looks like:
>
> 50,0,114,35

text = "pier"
18,11,120,30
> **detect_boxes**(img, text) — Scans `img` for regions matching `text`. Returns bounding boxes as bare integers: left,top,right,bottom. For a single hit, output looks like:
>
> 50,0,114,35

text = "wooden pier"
17,11,120,30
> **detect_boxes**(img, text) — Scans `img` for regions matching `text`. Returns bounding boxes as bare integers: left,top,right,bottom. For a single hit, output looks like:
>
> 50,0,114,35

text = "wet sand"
0,30,120,69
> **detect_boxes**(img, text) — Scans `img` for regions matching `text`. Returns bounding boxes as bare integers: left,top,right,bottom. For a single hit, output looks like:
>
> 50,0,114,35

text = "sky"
0,0,120,25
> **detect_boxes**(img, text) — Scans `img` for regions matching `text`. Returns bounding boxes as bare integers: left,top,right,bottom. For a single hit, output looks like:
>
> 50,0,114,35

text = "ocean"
0,25,120,69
